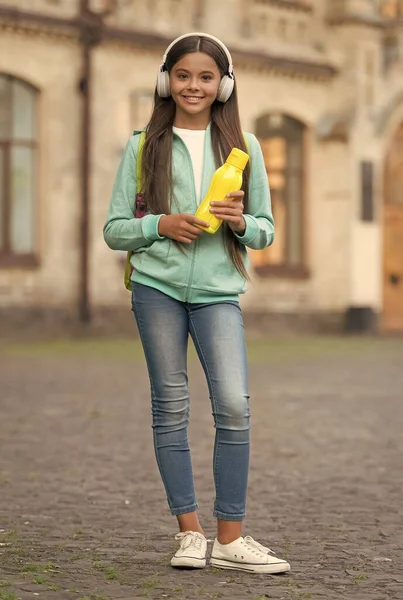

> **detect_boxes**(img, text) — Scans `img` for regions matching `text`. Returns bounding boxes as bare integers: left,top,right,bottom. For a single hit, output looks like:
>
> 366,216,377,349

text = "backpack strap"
125,131,147,291
243,132,250,154
136,131,146,193
135,131,147,217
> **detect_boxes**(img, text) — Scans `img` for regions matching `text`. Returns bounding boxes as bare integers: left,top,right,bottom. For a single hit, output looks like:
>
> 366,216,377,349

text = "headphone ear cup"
217,76,234,103
156,70,170,98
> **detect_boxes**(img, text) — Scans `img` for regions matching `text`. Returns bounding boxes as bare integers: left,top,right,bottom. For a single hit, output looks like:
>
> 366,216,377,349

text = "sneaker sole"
171,556,206,569
210,557,290,574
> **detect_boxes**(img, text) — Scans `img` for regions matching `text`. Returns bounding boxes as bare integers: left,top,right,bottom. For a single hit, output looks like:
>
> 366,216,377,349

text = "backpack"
124,131,146,291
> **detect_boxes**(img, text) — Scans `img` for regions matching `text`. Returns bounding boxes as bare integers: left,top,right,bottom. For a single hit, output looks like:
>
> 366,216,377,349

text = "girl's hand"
209,191,246,234
158,214,210,244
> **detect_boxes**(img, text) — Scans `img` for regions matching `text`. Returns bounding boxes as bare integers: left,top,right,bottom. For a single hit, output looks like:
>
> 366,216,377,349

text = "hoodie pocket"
134,239,169,269
134,239,190,289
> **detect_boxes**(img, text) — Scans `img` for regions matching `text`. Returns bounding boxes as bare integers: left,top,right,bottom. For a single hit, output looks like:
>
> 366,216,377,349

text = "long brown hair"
142,35,250,278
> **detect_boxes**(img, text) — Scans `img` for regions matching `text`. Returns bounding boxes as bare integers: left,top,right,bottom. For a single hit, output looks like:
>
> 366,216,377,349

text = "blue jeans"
131,283,250,521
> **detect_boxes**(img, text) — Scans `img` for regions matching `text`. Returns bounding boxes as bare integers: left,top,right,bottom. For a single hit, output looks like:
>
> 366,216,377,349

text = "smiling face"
169,52,221,129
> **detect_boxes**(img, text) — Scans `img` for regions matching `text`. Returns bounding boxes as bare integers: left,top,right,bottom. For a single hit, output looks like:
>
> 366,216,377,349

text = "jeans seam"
171,503,199,516
133,301,176,513
214,509,246,521
188,312,221,510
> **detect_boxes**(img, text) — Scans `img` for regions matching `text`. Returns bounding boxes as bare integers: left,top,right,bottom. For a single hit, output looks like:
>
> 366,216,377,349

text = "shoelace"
244,535,275,555
175,531,206,552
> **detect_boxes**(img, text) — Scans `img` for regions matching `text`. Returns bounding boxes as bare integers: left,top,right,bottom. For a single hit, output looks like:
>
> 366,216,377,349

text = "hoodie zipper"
173,131,207,302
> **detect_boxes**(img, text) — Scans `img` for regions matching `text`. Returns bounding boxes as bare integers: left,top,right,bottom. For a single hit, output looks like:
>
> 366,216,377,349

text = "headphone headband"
161,32,234,77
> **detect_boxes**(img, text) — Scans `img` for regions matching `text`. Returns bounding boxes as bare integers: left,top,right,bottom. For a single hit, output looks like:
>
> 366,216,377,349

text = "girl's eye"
178,74,188,79
202,75,212,81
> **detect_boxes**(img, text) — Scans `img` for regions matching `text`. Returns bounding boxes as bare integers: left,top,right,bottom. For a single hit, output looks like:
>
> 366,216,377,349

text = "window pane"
12,80,36,141
287,141,302,263
269,189,287,264
0,146,4,249
288,136,302,171
11,146,35,253
0,76,11,139
263,137,286,171
288,173,302,264
265,138,287,265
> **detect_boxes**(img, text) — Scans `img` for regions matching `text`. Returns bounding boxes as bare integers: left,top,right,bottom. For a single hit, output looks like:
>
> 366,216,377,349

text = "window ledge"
254,264,310,279
0,254,40,268
261,0,313,13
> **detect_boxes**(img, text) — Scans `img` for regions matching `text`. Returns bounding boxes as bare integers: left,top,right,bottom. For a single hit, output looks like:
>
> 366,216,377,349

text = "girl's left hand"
209,191,246,234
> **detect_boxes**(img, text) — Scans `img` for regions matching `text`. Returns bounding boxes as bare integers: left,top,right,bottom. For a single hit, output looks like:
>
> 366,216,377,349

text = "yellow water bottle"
195,148,249,234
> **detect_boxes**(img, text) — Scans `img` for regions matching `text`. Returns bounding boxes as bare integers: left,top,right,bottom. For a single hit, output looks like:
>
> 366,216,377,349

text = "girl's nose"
187,78,200,90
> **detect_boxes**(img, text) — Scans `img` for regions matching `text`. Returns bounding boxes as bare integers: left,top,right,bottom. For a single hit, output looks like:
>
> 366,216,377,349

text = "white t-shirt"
173,126,206,204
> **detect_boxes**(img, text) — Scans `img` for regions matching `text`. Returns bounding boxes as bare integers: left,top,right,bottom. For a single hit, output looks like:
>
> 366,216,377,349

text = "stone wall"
1,0,402,333
0,30,82,311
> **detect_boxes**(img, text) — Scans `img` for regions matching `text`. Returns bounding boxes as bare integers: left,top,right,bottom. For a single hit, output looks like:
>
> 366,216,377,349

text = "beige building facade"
0,0,402,333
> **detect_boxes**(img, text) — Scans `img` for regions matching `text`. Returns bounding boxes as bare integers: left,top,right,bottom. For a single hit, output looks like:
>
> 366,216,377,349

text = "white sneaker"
210,536,290,574
170,531,207,569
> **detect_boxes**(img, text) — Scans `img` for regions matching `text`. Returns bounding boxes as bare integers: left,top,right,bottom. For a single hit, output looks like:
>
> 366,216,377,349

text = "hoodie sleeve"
234,132,275,250
103,136,165,252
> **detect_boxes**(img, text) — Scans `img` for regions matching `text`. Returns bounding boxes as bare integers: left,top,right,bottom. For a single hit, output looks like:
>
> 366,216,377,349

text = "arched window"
251,113,307,277
0,75,38,265
385,123,403,205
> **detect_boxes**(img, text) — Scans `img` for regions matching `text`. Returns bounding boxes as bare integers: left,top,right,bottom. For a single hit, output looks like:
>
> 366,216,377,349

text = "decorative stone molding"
0,6,79,40
232,48,337,80
327,13,386,28
0,6,337,81
317,110,355,142
327,0,389,28
253,0,313,14
2,0,78,18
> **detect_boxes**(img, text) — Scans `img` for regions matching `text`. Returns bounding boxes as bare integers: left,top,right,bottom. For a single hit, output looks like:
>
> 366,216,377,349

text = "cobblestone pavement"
0,336,402,600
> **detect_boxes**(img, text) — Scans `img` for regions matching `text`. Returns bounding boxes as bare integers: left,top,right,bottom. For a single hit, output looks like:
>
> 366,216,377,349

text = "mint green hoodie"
103,125,274,303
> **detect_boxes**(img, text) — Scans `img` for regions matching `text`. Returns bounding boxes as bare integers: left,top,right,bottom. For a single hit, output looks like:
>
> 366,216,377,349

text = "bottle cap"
226,148,249,171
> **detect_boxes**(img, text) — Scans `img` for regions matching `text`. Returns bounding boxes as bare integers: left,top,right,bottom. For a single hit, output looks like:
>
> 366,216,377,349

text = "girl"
104,32,290,574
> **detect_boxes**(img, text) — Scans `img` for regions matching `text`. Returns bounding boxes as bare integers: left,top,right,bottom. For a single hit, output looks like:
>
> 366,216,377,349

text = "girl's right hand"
158,214,210,244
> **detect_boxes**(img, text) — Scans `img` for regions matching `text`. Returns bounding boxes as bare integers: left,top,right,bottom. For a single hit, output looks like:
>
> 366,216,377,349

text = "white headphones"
156,32,235,103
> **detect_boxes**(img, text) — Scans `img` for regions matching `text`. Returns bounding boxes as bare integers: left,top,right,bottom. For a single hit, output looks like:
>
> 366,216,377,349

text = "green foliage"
0,591,18,600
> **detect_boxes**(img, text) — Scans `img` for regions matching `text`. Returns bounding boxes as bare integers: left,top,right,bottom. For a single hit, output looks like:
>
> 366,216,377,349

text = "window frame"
253,113,309,279
0,74,39,268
